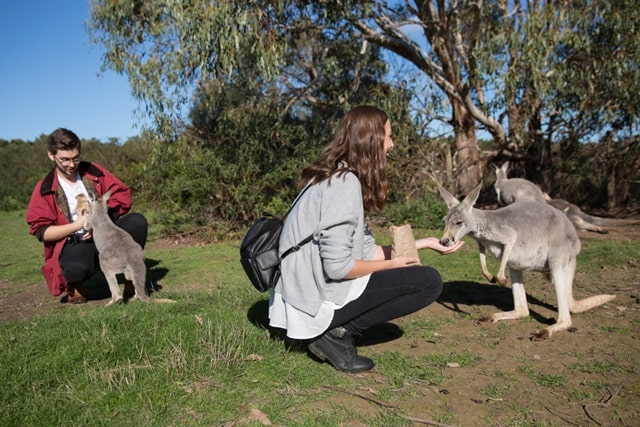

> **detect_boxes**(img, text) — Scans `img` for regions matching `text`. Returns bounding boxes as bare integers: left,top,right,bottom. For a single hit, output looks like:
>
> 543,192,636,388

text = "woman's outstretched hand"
415,237,465,254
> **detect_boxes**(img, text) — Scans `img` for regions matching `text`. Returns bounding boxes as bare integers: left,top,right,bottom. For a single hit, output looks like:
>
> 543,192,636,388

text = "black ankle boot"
308,327,374,373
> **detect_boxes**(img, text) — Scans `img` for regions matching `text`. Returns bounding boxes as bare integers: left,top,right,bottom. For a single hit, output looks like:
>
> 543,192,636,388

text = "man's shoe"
67,294,87,304
60,283,87,304
308,327,374,373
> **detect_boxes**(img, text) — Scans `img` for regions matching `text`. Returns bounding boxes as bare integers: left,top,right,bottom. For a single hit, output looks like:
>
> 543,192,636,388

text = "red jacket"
26,162,133,296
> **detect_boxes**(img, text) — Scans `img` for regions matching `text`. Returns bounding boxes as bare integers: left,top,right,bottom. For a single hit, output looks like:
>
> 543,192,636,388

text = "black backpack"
240,187,312,292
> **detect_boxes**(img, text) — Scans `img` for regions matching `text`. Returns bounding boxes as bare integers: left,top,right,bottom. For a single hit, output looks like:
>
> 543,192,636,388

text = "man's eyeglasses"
55,156,81,166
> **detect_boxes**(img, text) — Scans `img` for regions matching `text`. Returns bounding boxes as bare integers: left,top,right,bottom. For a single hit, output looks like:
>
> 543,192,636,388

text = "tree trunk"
605,133,617,210
452,98,482,195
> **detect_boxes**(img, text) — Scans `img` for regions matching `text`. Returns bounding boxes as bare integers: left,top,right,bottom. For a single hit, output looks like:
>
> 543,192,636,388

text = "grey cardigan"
275,172,378,316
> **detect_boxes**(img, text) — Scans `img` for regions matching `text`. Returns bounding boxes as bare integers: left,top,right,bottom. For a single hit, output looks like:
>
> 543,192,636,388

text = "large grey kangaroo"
494,161,637,233
544,196,639,234
438,184,616,340
493,161,545,205
84,191,149,306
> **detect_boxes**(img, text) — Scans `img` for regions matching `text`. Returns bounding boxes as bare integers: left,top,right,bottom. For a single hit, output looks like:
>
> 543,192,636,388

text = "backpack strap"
280,184,314,257
285,183,311,217
281,233,314,259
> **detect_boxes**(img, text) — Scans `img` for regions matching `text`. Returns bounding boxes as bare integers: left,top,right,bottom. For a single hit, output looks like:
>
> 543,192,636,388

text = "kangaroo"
495,162,638,233
84,191,149,306
543,195,639,234
494,161,546,206
438,184,616,340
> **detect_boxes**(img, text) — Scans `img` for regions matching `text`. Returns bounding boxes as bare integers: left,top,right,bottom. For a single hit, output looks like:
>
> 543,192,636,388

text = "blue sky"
0,2,142,142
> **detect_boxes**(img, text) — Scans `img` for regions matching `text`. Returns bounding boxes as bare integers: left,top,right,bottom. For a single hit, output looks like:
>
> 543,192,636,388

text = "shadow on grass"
247,298,405,350
438,280,558,326
246,298,308,352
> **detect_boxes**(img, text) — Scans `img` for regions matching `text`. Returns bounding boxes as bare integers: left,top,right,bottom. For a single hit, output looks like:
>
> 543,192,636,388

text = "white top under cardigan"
268,172,378,339
269,274,369,339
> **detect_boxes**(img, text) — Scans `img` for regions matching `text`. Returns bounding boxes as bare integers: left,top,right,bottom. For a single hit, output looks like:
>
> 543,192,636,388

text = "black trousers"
328,266,443,336
58,213,148,284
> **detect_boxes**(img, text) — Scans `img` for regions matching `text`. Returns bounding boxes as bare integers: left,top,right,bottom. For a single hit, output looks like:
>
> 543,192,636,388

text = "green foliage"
0,136,51,210
134,115,318,232
0,135,153,212
89,0,289,135
87,0,640,201
552,0,640,135
380,198,447,230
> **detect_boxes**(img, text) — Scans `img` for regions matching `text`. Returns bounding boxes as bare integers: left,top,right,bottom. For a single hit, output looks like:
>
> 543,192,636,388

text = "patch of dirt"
319,223,640,426
2,221,639,426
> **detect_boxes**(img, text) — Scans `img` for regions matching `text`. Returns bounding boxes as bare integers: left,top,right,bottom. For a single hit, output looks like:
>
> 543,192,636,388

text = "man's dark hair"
47,128,81,154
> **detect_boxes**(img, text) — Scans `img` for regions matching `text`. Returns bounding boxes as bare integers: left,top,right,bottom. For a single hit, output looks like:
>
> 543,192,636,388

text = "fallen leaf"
248,408,272,425
245,354,263,361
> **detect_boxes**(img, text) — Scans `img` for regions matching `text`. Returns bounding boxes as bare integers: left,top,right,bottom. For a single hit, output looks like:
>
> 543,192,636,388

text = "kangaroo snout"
440,230,456,247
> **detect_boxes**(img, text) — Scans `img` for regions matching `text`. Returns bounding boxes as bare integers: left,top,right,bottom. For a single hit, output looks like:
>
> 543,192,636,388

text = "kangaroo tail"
570,294,616,313
151,298,177,304
588,215,640,227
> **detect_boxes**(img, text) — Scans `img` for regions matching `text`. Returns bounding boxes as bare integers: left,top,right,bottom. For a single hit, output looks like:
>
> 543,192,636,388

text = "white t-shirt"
57,172,90,234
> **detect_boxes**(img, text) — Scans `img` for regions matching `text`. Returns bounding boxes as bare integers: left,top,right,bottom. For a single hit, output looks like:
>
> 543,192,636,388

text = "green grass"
0,210,44,285
1,211,639,426
518,365,567,388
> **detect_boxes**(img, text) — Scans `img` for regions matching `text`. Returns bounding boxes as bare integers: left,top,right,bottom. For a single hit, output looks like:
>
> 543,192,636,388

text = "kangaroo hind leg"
481,268,529,322
104,272,123,306
534,259,577,340
128,264,149,302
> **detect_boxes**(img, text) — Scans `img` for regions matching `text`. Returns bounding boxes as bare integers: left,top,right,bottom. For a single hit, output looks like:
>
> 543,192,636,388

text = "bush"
379,197,447,230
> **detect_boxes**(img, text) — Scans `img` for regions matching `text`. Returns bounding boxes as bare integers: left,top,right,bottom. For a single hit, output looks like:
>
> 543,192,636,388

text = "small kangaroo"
84,191,149,306
494,161,545,206
438,184,616,340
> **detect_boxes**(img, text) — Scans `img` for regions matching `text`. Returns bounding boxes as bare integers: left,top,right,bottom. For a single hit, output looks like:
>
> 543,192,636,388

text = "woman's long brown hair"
299,105,389,212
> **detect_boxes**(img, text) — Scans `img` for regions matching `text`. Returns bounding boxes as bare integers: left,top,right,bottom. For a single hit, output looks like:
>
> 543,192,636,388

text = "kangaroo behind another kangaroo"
493,161,545,206
438,184,616,340
84,191,149,306
494,161,637,233
543,196,639,234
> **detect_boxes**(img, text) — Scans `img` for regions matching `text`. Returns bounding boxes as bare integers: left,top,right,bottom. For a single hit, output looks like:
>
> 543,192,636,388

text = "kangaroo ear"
102,190,112,202
461,184,482,209
500,161,510,174
437,184,460,209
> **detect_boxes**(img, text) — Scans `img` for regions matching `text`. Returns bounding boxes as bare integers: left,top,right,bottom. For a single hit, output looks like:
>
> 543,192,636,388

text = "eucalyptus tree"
89,0,639,197
550,0,640,139
90,0,418,226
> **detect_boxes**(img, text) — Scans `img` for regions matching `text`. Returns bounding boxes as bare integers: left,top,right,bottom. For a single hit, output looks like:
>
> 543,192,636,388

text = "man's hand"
73,212,87,232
